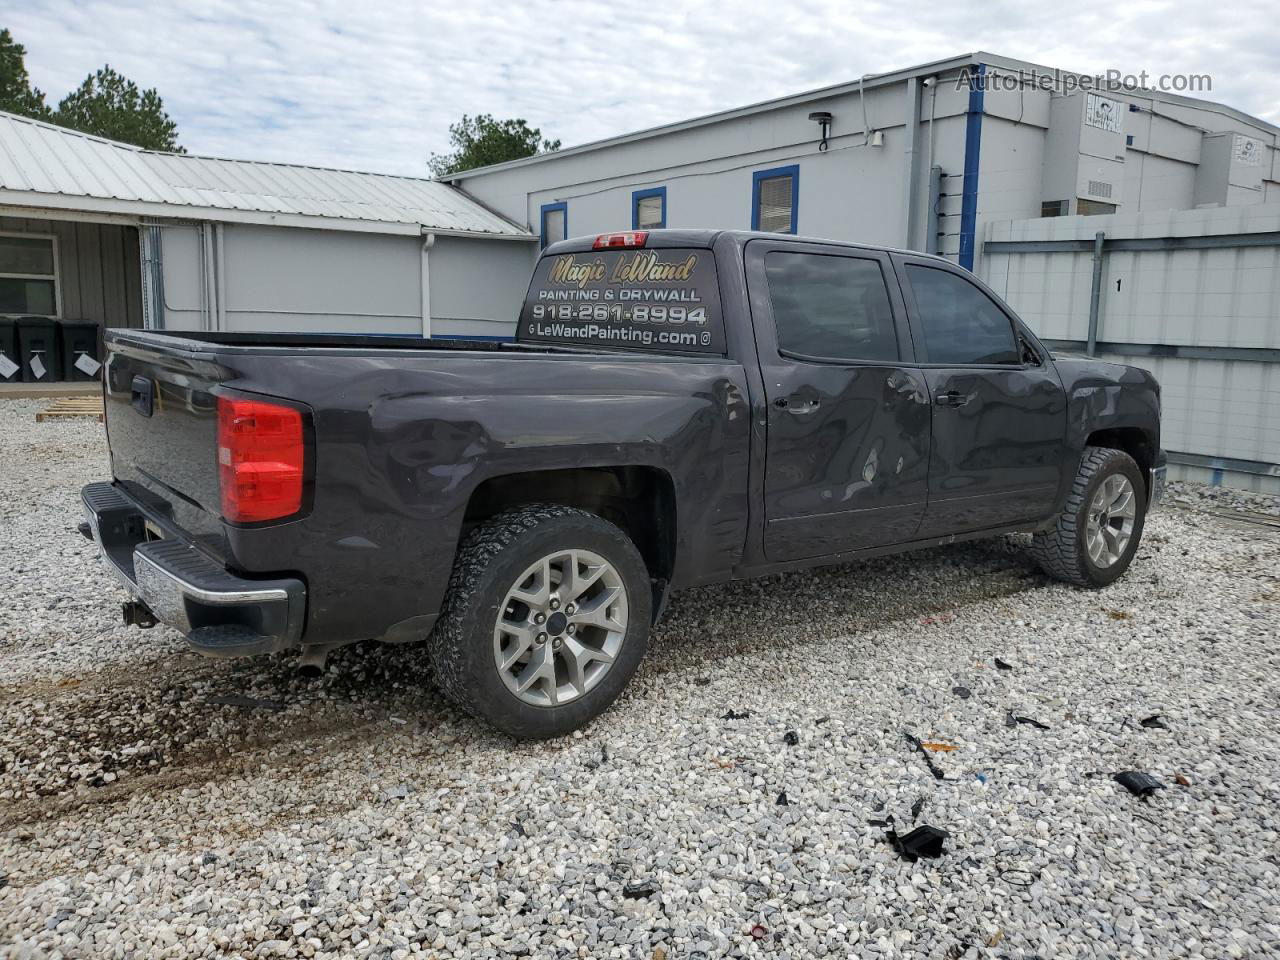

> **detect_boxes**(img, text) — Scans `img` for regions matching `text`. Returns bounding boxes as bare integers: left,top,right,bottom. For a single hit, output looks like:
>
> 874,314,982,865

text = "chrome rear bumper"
80,482,305,657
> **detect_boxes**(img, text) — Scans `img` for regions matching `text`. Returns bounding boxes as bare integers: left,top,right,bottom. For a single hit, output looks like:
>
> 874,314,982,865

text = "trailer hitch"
122,599,159,629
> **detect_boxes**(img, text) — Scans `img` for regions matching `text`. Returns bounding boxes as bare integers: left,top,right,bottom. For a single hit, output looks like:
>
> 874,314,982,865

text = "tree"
429,114,559,177
54,66,182,151
0,28,50,120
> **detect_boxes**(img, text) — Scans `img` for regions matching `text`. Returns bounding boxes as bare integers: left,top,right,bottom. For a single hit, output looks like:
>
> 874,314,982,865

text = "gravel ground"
2,397,1279,960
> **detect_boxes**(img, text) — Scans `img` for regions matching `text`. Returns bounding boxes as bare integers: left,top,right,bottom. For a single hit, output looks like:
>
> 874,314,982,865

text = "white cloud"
10,0,1278,176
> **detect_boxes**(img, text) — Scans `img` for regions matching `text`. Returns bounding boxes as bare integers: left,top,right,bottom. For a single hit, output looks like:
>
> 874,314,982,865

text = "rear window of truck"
518,247,726,355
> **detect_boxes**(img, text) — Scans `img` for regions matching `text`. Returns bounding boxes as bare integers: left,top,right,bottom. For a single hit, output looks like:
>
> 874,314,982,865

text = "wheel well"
1086,428,1154,492
462,466,677,586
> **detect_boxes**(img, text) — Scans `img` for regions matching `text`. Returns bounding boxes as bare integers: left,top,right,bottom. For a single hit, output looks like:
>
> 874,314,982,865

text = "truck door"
745,240,932,563
893,255,1068,537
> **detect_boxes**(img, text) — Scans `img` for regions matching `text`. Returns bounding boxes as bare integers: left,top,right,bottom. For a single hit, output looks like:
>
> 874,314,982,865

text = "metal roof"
450,50,1279,180
0,111,532,239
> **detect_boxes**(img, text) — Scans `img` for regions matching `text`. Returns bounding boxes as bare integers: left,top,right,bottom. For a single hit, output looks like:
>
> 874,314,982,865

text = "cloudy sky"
11,0,1278,177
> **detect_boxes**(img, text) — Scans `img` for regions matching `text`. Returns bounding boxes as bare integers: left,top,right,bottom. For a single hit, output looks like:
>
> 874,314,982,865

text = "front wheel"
1031,446,1147,588
429,504,652,739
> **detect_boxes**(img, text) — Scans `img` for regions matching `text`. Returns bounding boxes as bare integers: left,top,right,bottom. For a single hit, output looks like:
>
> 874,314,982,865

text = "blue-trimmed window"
632,186,667,229
751,165,799,234
540,201,567,248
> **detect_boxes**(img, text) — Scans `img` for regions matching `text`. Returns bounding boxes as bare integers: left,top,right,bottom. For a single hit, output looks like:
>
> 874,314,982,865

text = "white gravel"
2,397,1279,959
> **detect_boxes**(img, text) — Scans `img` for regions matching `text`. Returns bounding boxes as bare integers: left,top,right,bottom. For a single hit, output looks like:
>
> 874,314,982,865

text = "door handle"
934,391,971,408
775,396,821,415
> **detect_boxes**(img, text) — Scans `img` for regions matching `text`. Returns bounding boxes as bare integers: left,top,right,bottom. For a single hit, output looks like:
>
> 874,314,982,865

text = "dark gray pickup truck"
82,229,1165,737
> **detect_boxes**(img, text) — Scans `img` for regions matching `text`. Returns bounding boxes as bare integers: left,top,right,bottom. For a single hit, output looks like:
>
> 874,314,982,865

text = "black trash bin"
16,316,62,383
0,317,19,383
59,320,103,381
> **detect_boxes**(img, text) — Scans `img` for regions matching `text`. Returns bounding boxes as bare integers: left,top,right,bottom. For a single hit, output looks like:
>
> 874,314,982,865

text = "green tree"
0,28,51,120
429,114,559,177
54,65,183,152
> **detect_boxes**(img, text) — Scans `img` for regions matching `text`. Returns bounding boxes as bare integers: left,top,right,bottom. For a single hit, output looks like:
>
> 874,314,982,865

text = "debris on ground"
921,740,958,752
1005,711,1050,730
952,685,972,699
783,730,799,746
903,732,946,780
886,824,949,862
1114,771,1165,799
994,658,1014,671
750,924,768,941
1140,714,1168,730
694,678,711,686
622,880,657,899
910,796,926,820
720,709,751,720
1175,774,1192,787
775,791,790,806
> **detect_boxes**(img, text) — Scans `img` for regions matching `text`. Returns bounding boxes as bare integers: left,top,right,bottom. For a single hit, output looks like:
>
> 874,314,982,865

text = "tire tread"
1031,445,1140,587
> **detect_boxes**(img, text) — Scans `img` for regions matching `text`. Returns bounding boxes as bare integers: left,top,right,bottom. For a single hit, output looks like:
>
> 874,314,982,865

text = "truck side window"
904,265,1020,365
764,253,899,363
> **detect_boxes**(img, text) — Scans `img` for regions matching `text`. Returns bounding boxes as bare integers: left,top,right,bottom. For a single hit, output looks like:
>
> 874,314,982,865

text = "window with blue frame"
751,165,799,234
632,187,667,229
540,201,567,248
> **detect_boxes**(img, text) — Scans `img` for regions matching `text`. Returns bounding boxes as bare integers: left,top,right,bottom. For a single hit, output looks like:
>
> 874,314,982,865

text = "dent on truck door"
897,259,1067,536
745,241,931,562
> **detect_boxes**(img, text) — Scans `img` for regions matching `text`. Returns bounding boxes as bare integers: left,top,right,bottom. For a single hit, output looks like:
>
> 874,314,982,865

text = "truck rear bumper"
80,482,306,658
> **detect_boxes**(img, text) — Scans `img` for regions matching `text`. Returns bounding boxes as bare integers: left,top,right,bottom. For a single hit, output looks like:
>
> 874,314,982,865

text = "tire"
429,504,652,739
1031,446,1147,588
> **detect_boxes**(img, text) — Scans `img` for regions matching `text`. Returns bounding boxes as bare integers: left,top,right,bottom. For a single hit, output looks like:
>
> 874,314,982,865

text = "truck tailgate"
103,334,227,553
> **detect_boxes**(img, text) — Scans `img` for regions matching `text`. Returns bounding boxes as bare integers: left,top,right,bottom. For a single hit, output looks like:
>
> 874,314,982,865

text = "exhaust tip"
296,647,328,678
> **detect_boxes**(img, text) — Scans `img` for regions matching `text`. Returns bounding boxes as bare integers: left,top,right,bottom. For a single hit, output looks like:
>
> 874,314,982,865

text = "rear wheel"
1031,446,1147,588
430,504,651,739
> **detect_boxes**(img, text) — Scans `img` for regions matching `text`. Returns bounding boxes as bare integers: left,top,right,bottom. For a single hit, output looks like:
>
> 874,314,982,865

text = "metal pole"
1087,231,1106,356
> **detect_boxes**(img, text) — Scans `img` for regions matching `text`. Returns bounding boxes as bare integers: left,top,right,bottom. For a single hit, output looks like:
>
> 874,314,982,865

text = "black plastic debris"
1114,771,1165,799
910,796,926,820
622,880,657,899
952,686,972,699
994,658,1014,671
867,818,892,828
1005,711,1050,730
815,716,830,725
776,791,790,806
1140,715,1168,730
886,824,949,862
721,709,751,720
783,730,800,746
904,733,945,780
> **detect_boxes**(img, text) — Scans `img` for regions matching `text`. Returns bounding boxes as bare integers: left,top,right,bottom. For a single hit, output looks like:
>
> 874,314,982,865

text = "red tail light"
217,397,305,523
593,231,648,249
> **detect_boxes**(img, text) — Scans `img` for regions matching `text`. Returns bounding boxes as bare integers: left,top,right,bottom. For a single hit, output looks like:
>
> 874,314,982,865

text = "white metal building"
448,51,1280,491
0,110,535,340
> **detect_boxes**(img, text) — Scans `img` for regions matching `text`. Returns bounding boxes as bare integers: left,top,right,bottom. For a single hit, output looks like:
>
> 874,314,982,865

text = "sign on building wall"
1084,94,1124,133
1233,135,1262,166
